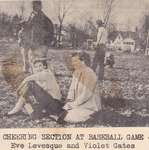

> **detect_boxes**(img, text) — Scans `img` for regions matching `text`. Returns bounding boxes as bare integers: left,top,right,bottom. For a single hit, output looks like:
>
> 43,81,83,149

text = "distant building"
108,31,139,52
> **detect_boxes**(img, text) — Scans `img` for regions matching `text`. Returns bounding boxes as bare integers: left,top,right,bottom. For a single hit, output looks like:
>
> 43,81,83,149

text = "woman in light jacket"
63,52,102,123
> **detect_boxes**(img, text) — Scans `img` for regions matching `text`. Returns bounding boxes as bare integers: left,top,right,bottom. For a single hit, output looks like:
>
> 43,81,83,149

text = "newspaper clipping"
0,0,149,149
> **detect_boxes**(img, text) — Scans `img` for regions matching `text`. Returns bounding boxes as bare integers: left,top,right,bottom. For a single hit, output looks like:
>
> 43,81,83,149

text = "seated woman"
62,52,102,123
7,58,63,119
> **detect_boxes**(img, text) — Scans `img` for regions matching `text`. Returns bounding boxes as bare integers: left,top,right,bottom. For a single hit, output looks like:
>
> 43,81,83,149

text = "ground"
0,40,149,128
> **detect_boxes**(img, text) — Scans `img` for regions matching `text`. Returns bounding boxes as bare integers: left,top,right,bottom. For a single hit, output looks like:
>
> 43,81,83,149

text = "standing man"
21,0,54,72
92,20,108,81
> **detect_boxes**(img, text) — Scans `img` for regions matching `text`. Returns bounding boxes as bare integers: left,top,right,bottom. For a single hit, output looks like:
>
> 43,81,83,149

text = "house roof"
108,31,138,42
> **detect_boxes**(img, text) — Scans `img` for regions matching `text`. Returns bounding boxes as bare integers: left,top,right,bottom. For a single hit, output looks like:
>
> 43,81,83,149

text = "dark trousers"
22,80,64,119
92,44,106,80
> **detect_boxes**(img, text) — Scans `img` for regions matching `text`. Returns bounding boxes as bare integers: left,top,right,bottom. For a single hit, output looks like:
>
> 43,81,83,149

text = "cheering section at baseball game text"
2,133,146,150
3,133,144,141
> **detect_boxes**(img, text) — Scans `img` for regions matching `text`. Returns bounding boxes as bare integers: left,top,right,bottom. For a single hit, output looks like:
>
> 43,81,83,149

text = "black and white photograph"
0,0,149,128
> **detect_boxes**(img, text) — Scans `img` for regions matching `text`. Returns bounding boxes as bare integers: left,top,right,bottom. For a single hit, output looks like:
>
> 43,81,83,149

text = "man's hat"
32,0,42,6
96,19,104,26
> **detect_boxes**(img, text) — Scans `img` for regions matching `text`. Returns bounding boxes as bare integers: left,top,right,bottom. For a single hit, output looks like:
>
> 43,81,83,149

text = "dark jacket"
24,11,54,49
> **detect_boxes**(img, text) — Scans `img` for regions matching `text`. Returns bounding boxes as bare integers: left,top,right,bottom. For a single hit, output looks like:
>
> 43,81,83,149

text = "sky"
0,0,148,31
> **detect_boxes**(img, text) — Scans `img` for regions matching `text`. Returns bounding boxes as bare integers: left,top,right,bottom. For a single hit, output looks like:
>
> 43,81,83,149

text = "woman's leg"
8,96,26,115
23,81,63,118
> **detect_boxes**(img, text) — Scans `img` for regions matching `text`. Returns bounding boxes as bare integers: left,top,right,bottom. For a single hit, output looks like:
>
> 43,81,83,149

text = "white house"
112,33,124,50
123,38,135,52
108,31,138,52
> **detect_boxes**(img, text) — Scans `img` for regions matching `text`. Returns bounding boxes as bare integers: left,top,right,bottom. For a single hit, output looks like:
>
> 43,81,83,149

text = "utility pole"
97,0,100,20
145,30,149,55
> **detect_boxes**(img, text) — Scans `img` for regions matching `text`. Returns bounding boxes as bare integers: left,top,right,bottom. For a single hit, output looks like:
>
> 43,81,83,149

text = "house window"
124,42,134,45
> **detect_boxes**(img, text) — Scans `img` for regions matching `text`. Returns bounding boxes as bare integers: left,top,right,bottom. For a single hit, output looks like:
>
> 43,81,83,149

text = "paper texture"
0,0,149,149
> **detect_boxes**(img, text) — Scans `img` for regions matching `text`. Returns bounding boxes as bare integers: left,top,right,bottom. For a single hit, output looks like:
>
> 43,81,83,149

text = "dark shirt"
26,10,54,49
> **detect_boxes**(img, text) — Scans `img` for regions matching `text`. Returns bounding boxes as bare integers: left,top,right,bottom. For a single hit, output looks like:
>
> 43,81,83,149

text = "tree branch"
104,0,116,26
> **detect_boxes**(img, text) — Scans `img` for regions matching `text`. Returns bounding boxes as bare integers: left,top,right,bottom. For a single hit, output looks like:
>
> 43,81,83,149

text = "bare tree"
20,1,25,19
97,0,116,27
53,0,73,47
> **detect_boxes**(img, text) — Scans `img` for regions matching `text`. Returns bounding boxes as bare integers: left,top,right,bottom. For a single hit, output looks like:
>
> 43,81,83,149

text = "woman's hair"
71,52,91,67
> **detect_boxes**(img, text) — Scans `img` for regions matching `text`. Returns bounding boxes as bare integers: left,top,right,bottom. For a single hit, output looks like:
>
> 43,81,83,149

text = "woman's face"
33,62,45,73
71,55,82,70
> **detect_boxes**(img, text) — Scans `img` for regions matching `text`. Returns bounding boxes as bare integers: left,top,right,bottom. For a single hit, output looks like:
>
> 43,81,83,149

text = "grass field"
1,41,149,127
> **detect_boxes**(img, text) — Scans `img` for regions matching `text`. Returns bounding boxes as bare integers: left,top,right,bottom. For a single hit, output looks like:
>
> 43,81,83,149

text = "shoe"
49,115,59,121
57,117,66,124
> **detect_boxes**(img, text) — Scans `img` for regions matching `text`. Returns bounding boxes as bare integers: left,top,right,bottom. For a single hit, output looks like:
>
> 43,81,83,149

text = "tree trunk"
58,23,62,48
